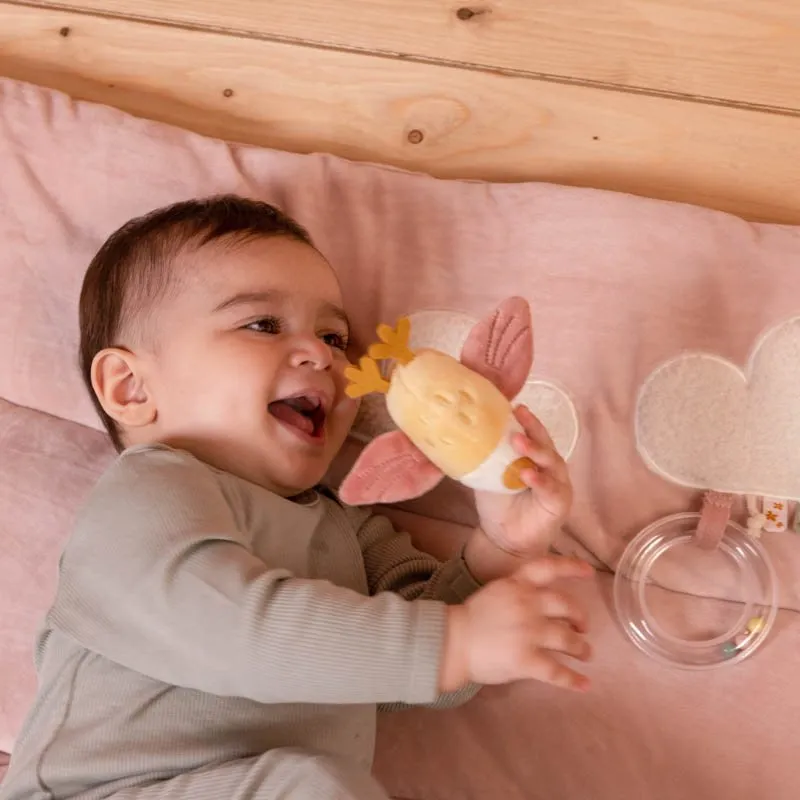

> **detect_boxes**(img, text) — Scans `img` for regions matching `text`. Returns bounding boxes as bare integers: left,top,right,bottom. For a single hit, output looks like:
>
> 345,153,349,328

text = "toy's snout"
413,383,481,440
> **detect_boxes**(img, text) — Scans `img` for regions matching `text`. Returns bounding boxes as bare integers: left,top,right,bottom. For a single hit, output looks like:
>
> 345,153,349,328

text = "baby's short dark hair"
79,194,313,450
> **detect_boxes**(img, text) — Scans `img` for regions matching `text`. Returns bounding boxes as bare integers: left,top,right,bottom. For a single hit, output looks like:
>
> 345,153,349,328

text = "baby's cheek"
336,394,360,429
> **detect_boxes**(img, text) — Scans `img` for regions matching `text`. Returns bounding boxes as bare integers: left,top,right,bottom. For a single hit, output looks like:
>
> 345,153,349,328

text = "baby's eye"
245,317,281,335
321,332,349,351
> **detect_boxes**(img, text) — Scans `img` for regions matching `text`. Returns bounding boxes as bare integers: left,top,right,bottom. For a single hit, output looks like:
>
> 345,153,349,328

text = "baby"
1,196,593,800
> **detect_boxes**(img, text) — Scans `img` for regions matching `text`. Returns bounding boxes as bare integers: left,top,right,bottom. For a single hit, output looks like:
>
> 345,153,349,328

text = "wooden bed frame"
2,0,800,224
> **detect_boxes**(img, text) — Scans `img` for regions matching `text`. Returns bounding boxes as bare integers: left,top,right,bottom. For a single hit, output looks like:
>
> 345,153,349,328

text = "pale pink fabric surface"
1,77,800,797
375,565,800,800
3,76,800,580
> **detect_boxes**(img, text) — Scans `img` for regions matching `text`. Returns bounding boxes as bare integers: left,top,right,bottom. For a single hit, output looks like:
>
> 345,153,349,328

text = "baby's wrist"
463,527,526,583
438,605,470,693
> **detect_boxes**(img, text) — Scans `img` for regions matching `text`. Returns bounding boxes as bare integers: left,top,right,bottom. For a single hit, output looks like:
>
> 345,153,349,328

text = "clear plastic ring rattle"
614,512,779,669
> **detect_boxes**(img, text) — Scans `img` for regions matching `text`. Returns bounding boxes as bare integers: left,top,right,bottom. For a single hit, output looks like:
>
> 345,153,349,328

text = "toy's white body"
458,414,527,493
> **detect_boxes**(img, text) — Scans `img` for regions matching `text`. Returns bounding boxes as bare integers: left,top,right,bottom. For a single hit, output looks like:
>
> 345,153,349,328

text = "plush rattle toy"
338,297,536,505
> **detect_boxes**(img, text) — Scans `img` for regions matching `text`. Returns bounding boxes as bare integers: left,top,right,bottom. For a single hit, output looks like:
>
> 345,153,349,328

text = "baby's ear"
91,347,156,431
460,296,533,399
338,431,444,505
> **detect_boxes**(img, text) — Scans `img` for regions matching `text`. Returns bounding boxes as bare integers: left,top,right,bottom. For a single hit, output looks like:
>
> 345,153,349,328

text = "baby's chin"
266,466,329,498
255,450,335,497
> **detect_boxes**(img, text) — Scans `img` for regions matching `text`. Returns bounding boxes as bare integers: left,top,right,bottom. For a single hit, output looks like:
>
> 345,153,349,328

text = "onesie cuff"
403,599,449,704
399,555,481,704
432,549,484,604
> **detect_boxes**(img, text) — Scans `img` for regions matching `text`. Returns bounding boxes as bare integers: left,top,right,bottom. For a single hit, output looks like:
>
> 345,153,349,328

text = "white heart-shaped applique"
636,316,800,499
353,309,580,461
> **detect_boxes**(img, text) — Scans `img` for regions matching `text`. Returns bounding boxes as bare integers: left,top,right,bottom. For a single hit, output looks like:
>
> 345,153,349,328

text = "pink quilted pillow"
0,400,113,753
4,78,800,568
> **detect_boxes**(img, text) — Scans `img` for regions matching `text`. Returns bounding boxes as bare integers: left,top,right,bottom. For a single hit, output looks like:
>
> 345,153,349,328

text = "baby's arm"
353,509,482,604
351,509,483,710
50,447,449,708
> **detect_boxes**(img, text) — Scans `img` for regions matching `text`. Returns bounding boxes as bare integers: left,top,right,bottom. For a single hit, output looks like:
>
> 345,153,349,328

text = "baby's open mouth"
268,394,327,439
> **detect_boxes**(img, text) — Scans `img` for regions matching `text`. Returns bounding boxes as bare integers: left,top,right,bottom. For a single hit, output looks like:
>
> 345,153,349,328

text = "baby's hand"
439,556,593,693
474,405,572,558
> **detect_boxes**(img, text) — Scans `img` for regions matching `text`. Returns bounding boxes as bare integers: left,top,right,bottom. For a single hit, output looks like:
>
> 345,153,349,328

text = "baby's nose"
290,336,332,370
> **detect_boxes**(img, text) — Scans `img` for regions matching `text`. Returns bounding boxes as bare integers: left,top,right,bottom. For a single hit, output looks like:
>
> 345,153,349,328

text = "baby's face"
141,236,358,495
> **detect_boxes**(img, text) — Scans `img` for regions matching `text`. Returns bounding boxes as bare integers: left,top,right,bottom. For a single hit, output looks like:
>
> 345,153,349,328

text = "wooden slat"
2,4,800,223
21,0,800,112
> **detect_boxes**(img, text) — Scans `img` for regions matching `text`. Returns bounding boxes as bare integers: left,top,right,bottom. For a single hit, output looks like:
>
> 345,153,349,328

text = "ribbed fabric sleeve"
49,447,446,706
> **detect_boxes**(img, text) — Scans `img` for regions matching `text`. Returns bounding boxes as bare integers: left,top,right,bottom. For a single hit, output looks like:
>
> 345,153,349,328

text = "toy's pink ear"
460,296,533,399
338,431,444,506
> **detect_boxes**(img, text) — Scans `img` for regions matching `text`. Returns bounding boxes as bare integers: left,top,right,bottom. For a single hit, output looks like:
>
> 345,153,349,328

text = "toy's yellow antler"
368,317,415,366
345,356,390,399
345,318,415,398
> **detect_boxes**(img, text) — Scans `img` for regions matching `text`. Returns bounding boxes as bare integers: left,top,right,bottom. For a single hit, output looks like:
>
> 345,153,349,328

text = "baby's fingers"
512,432,561,472
525,651,591,692
538,590,589,634
518,467,566,504
514,556,594,588
514,405,556,450
540,620,593,661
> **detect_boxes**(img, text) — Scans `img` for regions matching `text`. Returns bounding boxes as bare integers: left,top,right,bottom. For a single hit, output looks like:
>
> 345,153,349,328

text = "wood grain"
2,4,800,223
19,0,800,112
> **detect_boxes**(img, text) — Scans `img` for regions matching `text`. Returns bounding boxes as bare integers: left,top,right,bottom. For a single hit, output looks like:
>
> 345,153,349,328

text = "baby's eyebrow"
212,290,279,313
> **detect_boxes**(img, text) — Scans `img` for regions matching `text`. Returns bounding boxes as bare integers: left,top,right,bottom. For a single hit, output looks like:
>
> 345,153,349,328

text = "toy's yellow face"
386,350,510,478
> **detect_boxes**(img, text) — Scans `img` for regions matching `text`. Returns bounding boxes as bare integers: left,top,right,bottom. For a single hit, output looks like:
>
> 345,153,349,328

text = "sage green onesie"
0,445,481,800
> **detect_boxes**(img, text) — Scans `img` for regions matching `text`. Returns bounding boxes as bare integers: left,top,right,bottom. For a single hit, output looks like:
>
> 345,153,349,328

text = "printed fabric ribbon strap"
762,497,789,532
694,490,736,550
